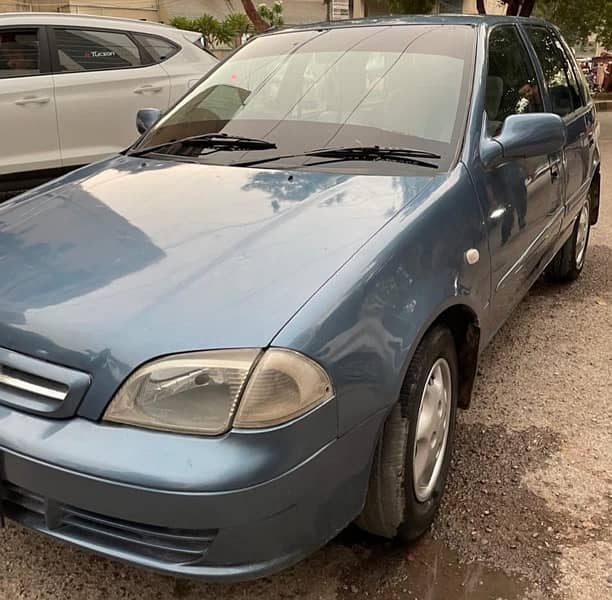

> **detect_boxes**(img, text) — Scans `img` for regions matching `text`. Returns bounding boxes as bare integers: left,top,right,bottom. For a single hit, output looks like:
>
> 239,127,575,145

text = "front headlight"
103,348,333,435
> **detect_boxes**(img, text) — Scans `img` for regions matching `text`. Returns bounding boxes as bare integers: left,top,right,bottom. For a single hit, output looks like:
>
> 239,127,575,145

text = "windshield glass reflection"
136,25,476,173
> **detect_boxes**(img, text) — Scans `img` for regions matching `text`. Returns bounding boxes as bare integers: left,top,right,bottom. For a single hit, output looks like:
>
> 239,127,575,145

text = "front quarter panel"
274,164,490,434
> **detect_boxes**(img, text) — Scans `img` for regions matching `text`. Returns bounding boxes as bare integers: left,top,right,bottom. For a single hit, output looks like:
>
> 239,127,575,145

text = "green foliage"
224,13,254,36
257,1,284,27
169,16,199,32
387,0,436,14
170,13,255,49
535,0,612,49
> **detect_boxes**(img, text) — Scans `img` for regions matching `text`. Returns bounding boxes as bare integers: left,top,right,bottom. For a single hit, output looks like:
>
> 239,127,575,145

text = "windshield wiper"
129,133,277,157
233,145,441,169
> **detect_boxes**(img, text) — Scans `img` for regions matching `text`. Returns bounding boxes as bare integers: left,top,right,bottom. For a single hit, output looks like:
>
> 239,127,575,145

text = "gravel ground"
1,117,611,600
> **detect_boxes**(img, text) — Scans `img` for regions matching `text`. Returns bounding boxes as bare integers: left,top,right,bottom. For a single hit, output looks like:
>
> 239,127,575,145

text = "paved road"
1,117,611,600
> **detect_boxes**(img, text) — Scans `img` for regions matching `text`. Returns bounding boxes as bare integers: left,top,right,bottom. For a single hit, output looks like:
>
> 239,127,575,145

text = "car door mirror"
136,108,162,135
481,113,566,169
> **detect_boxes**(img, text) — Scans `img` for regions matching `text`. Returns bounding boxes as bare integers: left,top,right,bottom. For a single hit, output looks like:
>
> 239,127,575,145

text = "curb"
595,101,612,112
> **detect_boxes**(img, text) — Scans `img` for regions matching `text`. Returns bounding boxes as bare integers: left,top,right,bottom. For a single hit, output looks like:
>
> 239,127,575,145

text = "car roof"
277,14,553,33
0,11,179,33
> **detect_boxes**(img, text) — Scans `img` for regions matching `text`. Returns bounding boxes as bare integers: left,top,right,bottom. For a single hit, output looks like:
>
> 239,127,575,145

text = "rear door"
137,31,218,106
49,26,171,167
132,32,193,106
523,25,591,226
0,26,61,177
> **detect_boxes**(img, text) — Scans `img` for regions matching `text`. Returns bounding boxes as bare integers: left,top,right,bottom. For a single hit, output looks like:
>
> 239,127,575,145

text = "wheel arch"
433,304,481,409
405,302,481,411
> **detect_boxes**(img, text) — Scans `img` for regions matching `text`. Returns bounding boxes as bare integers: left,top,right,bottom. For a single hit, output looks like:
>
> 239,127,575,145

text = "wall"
158,0,326,25
0,0,32,11
54,3,159,20
0,0,161,20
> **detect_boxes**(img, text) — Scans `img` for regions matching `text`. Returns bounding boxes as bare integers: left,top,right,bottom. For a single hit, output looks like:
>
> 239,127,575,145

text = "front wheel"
546,200,591,282
356,325,459,541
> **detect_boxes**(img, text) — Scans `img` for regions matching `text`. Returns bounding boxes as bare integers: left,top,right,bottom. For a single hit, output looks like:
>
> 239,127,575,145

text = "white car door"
0,26,61,177
49,26,170,167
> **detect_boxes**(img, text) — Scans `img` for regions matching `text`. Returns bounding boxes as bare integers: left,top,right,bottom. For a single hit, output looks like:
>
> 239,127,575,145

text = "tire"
356,325,459,541
546,200,591,283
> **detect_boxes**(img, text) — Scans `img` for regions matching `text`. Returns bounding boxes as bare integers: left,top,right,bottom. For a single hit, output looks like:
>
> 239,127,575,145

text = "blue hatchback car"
0,15,601,580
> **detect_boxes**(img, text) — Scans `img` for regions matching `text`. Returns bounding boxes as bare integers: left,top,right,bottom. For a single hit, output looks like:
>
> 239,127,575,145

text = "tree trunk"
505,0,522,16
476,0,487,14
240,0,269,33
519,0,536,16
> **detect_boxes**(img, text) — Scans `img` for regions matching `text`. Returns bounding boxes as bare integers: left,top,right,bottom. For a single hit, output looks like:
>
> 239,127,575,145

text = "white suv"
0,13,217,196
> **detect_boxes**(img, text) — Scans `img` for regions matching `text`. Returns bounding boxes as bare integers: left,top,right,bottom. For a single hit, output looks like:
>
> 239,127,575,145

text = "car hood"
0,155,440,417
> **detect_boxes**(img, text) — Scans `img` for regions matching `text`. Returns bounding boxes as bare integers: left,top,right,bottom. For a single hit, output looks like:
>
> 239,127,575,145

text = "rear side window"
133,33,178,64
0,29,40,78
558,35,592,106
486,26,543,136
54,28,143,72
524,26,582,117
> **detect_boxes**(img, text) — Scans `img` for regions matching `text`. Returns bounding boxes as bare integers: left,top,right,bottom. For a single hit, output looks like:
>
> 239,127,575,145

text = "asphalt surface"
1,116,611,600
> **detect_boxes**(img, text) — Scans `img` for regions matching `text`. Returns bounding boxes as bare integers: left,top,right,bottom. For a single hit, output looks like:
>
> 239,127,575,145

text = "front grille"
2,483,217,564
0,366,68,405
0,347,90,418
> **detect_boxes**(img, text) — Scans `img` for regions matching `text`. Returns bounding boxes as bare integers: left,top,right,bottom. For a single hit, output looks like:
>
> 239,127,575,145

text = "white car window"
0,29,40,78
55,28,143,72
133,34,178,63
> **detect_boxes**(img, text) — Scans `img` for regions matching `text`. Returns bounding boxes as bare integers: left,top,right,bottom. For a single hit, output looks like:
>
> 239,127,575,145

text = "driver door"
0,26,61,178
480,25,564,326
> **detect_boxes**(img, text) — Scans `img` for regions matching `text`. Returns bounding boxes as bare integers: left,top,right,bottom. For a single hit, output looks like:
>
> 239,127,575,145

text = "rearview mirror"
481,113,566,169
136,108,162,135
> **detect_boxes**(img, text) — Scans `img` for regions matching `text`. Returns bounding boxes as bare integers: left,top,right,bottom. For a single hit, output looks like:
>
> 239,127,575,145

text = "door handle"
14,96,50,106
550,159,562,182
587,131,595,147
134,85,163,94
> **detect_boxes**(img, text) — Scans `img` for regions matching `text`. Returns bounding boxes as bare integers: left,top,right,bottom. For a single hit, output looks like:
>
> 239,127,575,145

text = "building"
1,0,506,23
0,1,160,21
158,0,328,25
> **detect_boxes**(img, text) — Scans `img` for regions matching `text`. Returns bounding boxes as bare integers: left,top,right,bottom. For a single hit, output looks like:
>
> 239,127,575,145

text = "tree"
535,1,612,49
240,0,269,33
224,13,254,46
476,0,535,16
170,14,250,49
476,0,611,48
388,0,435,13
258,1,284,28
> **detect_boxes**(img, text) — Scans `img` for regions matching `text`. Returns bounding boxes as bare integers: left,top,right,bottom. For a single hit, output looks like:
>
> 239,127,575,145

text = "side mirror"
136,108,162,135
481,113,566,169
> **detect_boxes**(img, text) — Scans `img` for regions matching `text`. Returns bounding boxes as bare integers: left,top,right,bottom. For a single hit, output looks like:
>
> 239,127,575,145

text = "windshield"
135,25,476,174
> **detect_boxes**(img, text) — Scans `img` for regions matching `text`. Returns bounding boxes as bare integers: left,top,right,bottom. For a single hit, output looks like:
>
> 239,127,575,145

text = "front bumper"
0,403,384,581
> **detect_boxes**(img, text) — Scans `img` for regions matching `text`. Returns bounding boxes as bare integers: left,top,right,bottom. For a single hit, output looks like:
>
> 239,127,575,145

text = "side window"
563,55,586,109
574,62,592,105
0,29,40,78
54,28,143,72
486,26,543,136
525,26,580,117
559,35,591,106
133,34,178,64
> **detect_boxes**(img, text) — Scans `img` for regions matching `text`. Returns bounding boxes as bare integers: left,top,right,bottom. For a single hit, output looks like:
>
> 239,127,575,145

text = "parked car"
0,12,217,197
0,15,600,581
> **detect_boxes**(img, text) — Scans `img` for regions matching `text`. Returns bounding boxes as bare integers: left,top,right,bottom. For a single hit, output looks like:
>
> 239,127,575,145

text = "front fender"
273,164,490,435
